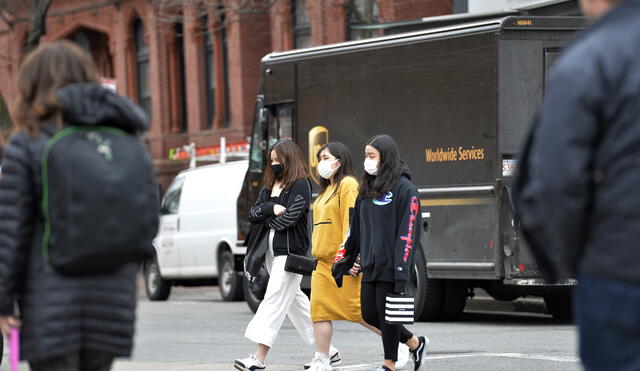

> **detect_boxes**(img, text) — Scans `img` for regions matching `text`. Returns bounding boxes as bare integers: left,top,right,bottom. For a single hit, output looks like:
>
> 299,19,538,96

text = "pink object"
9,326,19,371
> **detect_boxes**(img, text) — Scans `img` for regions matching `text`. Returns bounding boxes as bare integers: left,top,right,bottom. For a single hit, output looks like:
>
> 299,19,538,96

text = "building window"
292,0,311,49
133,18,151,117
204,24,215,129
203,8,231,129
175,22,187,132
348,0,380,41
221,18,231,127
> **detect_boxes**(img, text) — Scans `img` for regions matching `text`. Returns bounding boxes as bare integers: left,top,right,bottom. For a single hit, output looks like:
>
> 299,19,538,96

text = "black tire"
144,258,171,301
544,291,573,321
218,250,244,301
243,276,262,313
410,247,444,322
438,280,468,321
0,335,3,366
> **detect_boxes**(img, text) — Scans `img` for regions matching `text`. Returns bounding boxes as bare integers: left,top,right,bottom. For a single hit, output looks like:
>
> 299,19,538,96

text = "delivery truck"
236,16,586,320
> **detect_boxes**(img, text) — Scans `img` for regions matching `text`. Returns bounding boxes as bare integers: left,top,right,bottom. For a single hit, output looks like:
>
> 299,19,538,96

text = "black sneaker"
410,336,429,371
376,366,393,371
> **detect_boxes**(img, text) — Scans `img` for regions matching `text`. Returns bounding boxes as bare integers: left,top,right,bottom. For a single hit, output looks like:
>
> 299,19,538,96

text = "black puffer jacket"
0,84,149,362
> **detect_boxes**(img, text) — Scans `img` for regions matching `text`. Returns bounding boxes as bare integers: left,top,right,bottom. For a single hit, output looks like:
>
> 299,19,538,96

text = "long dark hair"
359,134,405,199
13,40,99,137
263,138,310,190
317,142,356,202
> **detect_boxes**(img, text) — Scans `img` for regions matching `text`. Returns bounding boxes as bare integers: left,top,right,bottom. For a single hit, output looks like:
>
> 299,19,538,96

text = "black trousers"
361,280,413,361
29,348,114,371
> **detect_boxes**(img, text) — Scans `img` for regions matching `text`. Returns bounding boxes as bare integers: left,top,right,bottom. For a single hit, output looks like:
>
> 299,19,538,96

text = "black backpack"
41,125,159,275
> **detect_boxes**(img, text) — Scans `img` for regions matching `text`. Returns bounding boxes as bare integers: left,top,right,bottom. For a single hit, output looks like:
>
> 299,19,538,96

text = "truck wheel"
544,291,573,321
243,277,262,313
438,280,468,321
144,258,171,301
411,247,444,322
219,250,244,302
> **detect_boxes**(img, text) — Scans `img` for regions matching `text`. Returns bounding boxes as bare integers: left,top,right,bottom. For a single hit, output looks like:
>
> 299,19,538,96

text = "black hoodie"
345,168,421,293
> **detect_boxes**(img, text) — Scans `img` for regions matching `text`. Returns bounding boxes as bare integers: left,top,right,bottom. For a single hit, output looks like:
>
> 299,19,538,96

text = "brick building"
0,0,454,187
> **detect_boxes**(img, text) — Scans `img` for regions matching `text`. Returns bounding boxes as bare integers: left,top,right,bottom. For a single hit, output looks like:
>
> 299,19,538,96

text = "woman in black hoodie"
334,135,429,371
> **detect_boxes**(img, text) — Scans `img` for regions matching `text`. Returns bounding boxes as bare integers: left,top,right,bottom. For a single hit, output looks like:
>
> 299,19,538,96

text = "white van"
143,160,248,302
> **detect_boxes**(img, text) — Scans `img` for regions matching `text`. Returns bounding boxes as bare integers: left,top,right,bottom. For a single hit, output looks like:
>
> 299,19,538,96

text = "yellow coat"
310,176,362,322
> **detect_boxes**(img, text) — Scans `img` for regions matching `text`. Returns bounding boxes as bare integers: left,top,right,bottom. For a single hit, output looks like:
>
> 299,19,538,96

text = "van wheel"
219,250,244,301
144,258,171,301
544,291,573,321
243,277,262,313
411,247,444,322
438,280,468,321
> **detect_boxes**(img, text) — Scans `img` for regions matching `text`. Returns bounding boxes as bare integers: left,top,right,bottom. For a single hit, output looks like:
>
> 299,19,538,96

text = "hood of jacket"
57,83,150,133
400,167,412,181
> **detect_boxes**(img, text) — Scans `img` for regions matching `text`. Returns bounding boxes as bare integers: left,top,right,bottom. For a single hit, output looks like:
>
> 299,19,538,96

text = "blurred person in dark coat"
513,1,640,370
0,41,149,371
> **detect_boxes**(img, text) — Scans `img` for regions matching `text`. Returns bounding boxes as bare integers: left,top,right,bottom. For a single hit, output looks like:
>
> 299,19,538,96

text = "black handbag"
285,252,317,275
284,228,317,275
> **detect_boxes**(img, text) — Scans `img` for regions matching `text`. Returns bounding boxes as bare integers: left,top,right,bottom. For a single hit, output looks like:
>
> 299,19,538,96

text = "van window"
161,177,185,215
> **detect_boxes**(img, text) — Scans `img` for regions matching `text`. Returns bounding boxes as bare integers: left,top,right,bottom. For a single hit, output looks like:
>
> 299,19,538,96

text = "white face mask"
318,159,339,180
364,158,379,176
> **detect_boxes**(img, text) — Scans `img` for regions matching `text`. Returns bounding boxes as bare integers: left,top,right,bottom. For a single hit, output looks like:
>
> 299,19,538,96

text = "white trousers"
244,237,315,348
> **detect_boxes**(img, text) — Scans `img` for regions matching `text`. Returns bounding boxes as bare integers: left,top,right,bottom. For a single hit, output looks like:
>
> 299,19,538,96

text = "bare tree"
0,0,52,52
153,0,281,36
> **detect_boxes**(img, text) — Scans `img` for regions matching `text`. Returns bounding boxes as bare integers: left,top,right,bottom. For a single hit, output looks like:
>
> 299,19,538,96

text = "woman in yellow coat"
306,142,408,371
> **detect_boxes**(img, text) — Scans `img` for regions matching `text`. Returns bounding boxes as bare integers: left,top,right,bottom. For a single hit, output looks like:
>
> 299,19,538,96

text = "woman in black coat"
0,41,151,371
234,139,315,371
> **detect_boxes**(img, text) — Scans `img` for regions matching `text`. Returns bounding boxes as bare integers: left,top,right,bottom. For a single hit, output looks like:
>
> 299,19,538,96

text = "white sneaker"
234,354,266,371
306,352,332,371
304,345,342,369
396,343,410,369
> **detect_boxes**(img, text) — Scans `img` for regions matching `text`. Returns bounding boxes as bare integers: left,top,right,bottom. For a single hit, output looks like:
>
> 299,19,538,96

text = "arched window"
133,18,151,116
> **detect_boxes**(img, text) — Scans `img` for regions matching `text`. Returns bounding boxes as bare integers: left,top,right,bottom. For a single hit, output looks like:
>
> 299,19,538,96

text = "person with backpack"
234,139,315,371
0,41,158,371
306,142,409,371
333,135,429,371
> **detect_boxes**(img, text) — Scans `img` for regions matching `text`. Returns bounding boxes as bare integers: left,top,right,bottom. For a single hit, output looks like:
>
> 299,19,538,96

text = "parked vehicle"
144,160,248,302
237,16,585,319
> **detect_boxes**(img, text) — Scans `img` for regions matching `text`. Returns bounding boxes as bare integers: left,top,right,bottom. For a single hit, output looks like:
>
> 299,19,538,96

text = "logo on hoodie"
400,196,420,262
373,192,393,206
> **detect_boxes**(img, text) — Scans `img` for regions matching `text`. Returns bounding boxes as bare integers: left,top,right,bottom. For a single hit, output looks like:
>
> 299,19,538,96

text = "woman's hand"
0,316,21,338
273,204,287,216
349,262,361,276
